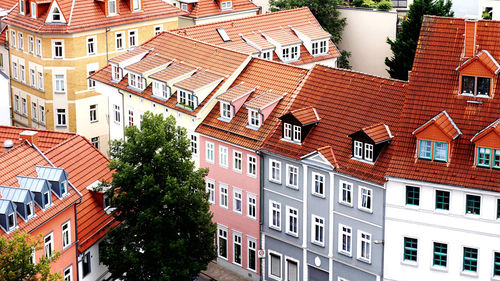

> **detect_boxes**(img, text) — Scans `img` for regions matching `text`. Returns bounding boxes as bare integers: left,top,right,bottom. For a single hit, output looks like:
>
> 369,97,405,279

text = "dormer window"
293,125,301,141
153,81,170,99
282,46,299,62
112,64,122,81
26,201,33,218
284,123,292,139
31,2,37,19
353,140,374,161
221,1,232,10
476,147,500,169
19,0,25,15
181,3,188,11
461,76,490,96
312,40,328,56
418,140,447,161
8,213,15,229
132,0,141,11
129,73,144,90
52,7,62,21
471,119,500,169
261,50,272,60
249,109,260,128
221,102,231,119
349,123,394,163
108,0,117,15
43,191,50,208
61,180,67,196
178,89,196,110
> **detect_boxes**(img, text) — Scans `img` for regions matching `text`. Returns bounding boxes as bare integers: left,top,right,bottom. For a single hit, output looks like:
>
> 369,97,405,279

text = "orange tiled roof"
217,83,256,102
244,90,286,110
149,62,198,82
261,28,302,46
0,28,7,46
0,0,17,10
291,22,331,41
287,106,320,125
125,54,172,74
412,110,462,140
362,123,393,144
0,125,75,152
184,0,259,19
172,7,340,64
196,58,309,150
3,0,185,34
315,146,339,169
387,16,500,191
262,64,407,185
471,118,500,142
456,50,500,74
91,31,249,117
109,46,152,64
173,70,224,92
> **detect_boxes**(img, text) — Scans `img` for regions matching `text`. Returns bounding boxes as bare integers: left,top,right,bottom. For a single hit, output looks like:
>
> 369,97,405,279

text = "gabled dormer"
240,33,275,61
471,118,500,169
456,50,499,98
216,0,232,11
290,23,331,57
413,111,462,163
109,46,153,82
0,186,35,221
124,53,173,92
149,62,198,100
178,0,197,12
216,83,256,122
260,28,302,63
45,0,66,24
35,166,69,198
279,106,320,144
173,70,224,111
0,199,17,233
301,146,338,170
244,90,286,130
349,123,393,163
128,0,143,12
19,0,26,15
17,176,52,209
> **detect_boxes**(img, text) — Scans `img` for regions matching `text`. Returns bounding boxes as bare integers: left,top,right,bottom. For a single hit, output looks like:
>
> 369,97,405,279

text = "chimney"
464,18,478,58
3,140,13,152
19,130,38,147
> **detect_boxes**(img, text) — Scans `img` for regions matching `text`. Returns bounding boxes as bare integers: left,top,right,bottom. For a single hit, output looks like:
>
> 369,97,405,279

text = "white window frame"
286,164,299,189
44,232,54,258
358,186,373,213
206,141,214,163
19,0,25,14
30,68,35,87
284,123,292,140
269,200,281,231
364,143,374,161
40,105,45,123
21,97,27,115
233,188,242,214
181,3,188,10
38,71,44,90
286,206,298,237
190,134,198,155
338,224,352,256
154,25,163,36
247,193,256,220
293,125,301,142
12,62,18,80
221,102,232,119
217,225,228,260
233,231,242,266
311,215,325,247
128,29,138,48
108,0,117,15
56,108,67,127
31,2,37,19
312,172,325,197
113,104,121,124
86,36,96,56
31,102,37,121
115,32,124,50
247,155,257,177
63,265,72,281
269,159,281,183
221,1,232,10
20,63,25,83
54,74,65,93
132,0,141,10
285,256,299,281
248,109,260,128
36,38,42,57
268,250,282,280
219,183,228,209
261,50,272,60
247,236,257,272
219,146,228,168
354,140,363,158
52,40,64,59
91,137,99,149
18,32,24,50
62,220,71,249
233,150,242,173
11,30,16,48
28,36,34,54
339,180,353,206
357,230,372,263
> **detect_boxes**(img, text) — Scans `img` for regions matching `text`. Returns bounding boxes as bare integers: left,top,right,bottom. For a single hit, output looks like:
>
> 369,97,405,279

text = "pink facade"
199,134,261,276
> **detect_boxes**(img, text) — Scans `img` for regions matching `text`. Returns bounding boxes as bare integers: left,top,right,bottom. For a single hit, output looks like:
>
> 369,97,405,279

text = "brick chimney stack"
19,130,39,147
464,19,478,58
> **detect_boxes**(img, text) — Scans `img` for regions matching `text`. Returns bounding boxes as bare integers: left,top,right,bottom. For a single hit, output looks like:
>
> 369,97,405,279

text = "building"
451,0,500,20
172,7,340,68
260,64,407,281
3,0,185,153
0,0,16,125
163,0,260,27
0,126,116,280
196,54,309,280
91,31,250,163
384,16,500,281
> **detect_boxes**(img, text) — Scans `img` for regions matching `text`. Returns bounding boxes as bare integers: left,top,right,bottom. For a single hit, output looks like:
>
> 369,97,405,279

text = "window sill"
217,116,232,123
90,120,99,124
401,260,418,267
358,207,373,214
311,241,325,248
218,255,228,261
233,210,242,215
357,257,371,264
54,91,66,94
247,173,257,178
269,178,281,185
269,225,281,232
247,215,257,221
232,169,242,174
338,251,352,258
461,271,478,278
53,57,64,60
219,205,229,210
312,192,326,199
219,164,228,169
430,265,448,272
285,231,298,238
206,159,215,164
286,184,299,190
56,125,68,128
339,201,353,208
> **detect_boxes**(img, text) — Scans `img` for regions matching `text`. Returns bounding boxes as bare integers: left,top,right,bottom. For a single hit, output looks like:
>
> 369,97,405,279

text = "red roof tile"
471,118,500,142
0,0,17,10
244,90,286,110
362,123,393,144
173,70,224,92
387,16,500,191
287,106,320,125
413,110,462,140
315,146,339,169
0,125,75,152
184,0,259,19
261,28,302,46
216,83,256,102
262,65,407,185
290,22,331,41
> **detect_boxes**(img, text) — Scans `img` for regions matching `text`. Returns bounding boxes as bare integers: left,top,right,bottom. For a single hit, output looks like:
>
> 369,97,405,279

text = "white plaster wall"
95,82,124,143
337,8,397,78
79,240,111,281
0,71,10,125
452,0,480,19
75,94,110,154
384,177,500,281
251,0,270,13
479,0,500,20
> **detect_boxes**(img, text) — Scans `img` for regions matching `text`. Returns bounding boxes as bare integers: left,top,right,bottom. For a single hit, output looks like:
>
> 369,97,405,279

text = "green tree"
0,232,61,281
385,0,453,80
100,112,216,281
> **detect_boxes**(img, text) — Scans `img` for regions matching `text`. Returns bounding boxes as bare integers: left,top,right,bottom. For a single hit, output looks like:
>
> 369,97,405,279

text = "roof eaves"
470,118,500,142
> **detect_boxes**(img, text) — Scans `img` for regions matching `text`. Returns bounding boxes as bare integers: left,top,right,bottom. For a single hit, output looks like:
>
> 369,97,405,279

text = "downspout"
105,27,110,63
257,149,264,281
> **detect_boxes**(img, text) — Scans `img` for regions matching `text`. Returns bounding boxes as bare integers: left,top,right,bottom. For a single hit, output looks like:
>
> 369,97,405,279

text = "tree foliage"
0,232,61,281
385,0,453,80
100,112,216,281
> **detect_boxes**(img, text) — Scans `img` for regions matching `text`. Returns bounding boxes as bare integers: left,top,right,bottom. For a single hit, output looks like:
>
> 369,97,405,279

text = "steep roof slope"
185,0,259,19
0,125,75,152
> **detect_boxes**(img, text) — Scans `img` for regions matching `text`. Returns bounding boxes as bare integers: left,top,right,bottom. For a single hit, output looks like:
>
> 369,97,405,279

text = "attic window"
31,2,36,19
221,1,232,10
8,213,15,229
43,191,51,208
353,140,374,162
220,102,231,119
312,40,328,56
248,109,260,128
461,75,490,97
133,0,141,10
217,28,231,42
52,7,62,22
108,0,117,15
476,147,500,169
19,0,25,15
418,140,448,162
181,3,188,10
26,201,33,218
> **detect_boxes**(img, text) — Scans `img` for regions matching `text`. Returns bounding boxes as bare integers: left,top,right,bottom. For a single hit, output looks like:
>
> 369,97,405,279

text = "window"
87,36,96,55
339,224,352,256
312,215,325,246
57,108,67,126
115,32,123,50
82,251,91,277
20,64,25,83
320,40,327,54
477,147,491,167
462,75,491,96
219,184,228,209
433,242,447,267
32,102,37,121
494,252,500,277
18,33,23,50
233,188,242,214
154,25,163,35
221,1,232,10
433,142,448,162
218,226,228,259
247,193,256,219
312,172,325,197
418,140,432,160
28,36,34,54
62,221,70,248
44,233,53,258
206,142,214,163
14,95,19,112
11,30,16,48
63,266,72,281
190,134,198,155
247,155,256,177
463,247,478,272
40,105,45,123
233,232,242,265
129,30,137,48
269,252,281,279
21,98,27,115
494,150,500,169
88,70,96,89
30,69,35,87
233,151,242,172
31,2,37,19
283,48,290,61
26,202,33,218
339,180,352,206
12,62,18,80
364,143,373,161
358,231,371,263
89,104,97,122
7,213,15,229
477,77,490,96
205,179,215,204
248,238,257,271
286,206,298,236
53,40,63,58
38,71,44,90
219,146,228,168
249,109,260,128
221,102,231,119
108,0,116,15
291,46,299,60
91,137,99,149
293,125,301,142
403,237,418,262
497,198,500,219
55,74,65,92
181,3,188,10
284,123,292,140
312,41,319,56
132,0,141,10
113,104,120,123
36,38,42,56
358,186,372,212
262,50,272,60
466,194,481,215
435,190,450,210
269,201,281,230
286,259,298,281
286,165,298,188
406,186,420,206
461,75,475,94
354,140,363,158
52,6,62,21
269,159,281,183
20,0,25,14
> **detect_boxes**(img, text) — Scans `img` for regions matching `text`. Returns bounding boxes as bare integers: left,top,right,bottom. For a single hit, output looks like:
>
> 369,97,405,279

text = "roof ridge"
0,125,77,137
313,64,409,84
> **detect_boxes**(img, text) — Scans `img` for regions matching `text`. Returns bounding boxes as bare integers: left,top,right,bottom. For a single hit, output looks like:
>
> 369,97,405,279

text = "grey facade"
262,150,385,281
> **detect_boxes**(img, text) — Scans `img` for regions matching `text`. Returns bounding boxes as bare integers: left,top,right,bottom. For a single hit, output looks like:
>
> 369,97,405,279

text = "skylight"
217,28,231,42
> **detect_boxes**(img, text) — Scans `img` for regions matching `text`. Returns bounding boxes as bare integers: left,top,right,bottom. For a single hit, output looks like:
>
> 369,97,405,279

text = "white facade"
384,177,500,281
78,238,112,281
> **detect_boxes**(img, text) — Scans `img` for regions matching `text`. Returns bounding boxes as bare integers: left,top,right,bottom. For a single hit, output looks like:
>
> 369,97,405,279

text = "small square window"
461,75,475,95
435,190,450,210
339,180,352,206
405,186,420,206
433,142,448,162
418,140,432,160
465,194,480,215
477,147,491,168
